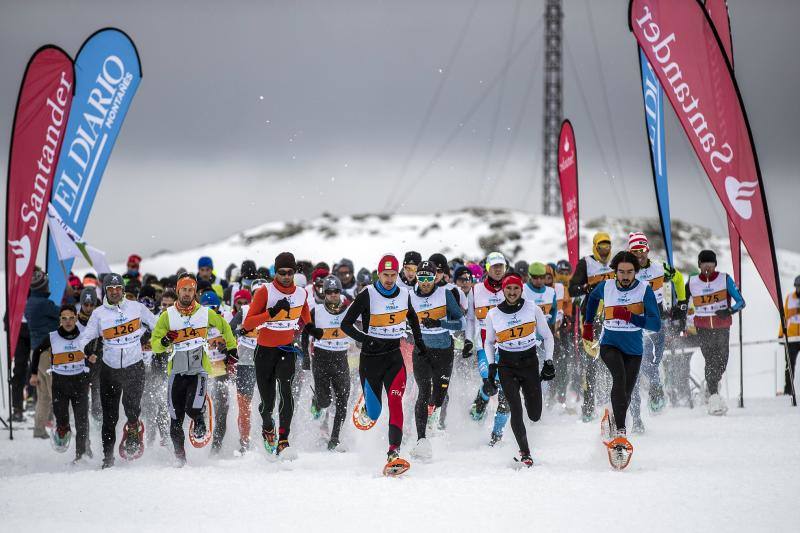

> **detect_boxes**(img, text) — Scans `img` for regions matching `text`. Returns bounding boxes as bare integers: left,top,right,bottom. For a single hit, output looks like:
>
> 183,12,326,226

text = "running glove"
540,360,555,381
161,330,179,347
268,298,291,318
462,339,474,358
421,317,441,329
715,308,732,319
611,306,633,322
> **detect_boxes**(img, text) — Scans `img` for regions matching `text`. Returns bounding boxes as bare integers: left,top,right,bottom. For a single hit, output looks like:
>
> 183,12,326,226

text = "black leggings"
697,327,730,395
312,348,351,442
52,372,90,456
786,343,800,395
600,345,642,431
100,361,145,458
168,373,207,451
359,349,406,451
254,345,296,439
497,353,542,454
412,346,454,439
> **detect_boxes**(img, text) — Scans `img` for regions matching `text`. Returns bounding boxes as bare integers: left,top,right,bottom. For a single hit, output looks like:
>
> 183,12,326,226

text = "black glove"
302,351,311,371
268,298,291,318
461,339,474,358
225,347,238,364
663,263,677,282
483,363,498,396
416,344,429,360
421,317,441,329
310,327,324,340
715,308,732,319
540,360,555,381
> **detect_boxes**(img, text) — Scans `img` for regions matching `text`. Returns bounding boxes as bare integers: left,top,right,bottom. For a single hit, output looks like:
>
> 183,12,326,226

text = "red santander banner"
557,119,579,270
629,0,782,311
5,46,74,358
704,0,741,283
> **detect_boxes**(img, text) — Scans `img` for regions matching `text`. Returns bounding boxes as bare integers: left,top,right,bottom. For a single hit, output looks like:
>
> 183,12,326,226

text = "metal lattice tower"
542,0,563,216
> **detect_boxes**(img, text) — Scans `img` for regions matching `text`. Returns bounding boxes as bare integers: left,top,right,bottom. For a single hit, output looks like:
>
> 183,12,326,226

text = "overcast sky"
1,0,798,263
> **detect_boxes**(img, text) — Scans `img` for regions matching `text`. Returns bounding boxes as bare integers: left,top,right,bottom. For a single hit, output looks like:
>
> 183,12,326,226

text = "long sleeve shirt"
243,281,311,347
585,280,661,356
483,300,554,364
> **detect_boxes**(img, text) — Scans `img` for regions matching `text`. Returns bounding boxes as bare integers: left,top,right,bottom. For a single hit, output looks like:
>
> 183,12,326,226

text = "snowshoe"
310,399,323,420
426,406,441,433
707,393,728,416
600,408,614,442
276,439,298,461
488,432,503,447
469,392,488,421
410,437,432,461
262,428,277,455
606,436,634,470
101,455,115,469
327,438,348,453
50,426,71,453
649,385,666,414
174,448,187,468
352,393,376,431
383,450,410,477
189,393,214,448
118,419,145,461
513,451,534,469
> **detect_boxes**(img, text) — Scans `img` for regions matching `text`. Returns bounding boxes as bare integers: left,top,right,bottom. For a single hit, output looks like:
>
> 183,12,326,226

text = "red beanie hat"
234,289,252,303
377,254,399,273
502,273,523,290
311,267,330,282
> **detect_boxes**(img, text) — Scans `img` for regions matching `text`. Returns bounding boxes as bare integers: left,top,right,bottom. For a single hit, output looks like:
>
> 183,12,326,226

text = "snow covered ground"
0,384,797,531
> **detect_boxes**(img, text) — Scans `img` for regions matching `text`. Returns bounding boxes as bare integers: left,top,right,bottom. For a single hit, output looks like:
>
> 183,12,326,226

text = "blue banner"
47,28,142,303
639,47,673,267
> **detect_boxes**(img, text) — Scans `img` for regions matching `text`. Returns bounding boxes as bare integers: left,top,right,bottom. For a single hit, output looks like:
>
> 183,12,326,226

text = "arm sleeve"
406,296,424,347
442,290,465,331
30,338,52,375
300,299,312,326
209,309,237,349
685,279,692,300
76,310,102,352
727,275,745,312
584,282,604,324
484,316,497,365
535,306,555,361
301,309,315,353
150,312,172,354
630,286,662,332
465,294,476,340
229,310,243,332
672,268,686,301
341,290,369,344
243,286,269,331
547,292,558,325
568,258,588,297
140,305,158,330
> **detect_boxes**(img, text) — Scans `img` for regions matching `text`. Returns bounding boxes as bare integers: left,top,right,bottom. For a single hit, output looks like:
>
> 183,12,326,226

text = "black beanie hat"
698,250,717,265
275,252,297,271
403,251,422,266
428,253,449,274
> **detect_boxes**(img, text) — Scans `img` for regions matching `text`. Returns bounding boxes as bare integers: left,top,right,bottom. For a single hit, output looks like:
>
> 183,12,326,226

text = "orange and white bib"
603,280,647,332
486,300,540,352
49,325,87,376
586,256,615,287
167,306,209,352
637,260,666,304
689,274,728,317
409,286,448,335
313,303,351,351
522,284,556,316
366,285,409,339
263,285,307,331
473,282,504,330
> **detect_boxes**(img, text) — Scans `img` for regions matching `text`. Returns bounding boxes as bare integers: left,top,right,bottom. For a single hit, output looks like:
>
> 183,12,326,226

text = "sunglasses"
235,299,249,306
456,276,471,283
417,275,435,283
276,269,295,276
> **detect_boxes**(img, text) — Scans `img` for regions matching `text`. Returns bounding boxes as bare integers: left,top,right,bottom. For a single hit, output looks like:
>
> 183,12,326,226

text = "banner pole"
738,304,744,408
